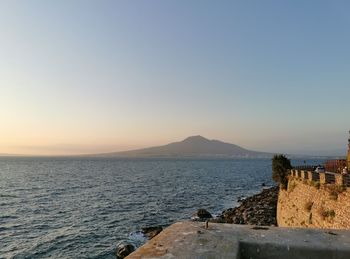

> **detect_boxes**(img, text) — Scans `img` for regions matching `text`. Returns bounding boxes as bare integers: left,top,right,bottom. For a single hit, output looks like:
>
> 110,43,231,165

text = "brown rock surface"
141,226,163,239
116,242,135,259
192,208,213,221
213,186,279,226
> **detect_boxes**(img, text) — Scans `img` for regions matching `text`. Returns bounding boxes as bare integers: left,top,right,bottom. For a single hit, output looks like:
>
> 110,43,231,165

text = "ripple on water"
0,157,324,258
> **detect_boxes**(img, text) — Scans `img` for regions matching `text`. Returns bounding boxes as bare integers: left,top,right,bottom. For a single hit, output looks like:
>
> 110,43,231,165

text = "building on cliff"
324,131,350,173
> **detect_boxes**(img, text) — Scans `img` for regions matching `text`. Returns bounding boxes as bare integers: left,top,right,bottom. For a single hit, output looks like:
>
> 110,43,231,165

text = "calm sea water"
0,157,324,258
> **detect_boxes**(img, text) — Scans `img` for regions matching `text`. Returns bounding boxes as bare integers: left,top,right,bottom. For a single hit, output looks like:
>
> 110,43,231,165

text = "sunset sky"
1,1,349,156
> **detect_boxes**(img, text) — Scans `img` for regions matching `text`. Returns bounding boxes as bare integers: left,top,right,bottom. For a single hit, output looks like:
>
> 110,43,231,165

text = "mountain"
93,135,272,158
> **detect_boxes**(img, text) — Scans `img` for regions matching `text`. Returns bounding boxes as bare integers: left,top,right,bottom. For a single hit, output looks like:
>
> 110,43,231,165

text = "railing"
293,165,317,171
344,175,350,186
290,169,350,187
310,171,320,182
325,173,336,184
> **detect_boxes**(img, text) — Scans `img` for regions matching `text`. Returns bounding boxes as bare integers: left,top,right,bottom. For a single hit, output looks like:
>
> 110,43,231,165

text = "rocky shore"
117,187,279,258
212,186,279,226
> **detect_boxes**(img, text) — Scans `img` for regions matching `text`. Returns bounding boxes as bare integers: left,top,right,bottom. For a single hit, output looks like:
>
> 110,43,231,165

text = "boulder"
142,226,163,239
116,242,135,259
192,209,213,220
237,196,246,202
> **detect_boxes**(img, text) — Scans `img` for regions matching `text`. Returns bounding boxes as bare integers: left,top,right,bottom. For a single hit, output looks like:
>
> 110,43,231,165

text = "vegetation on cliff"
272,154,292,189
211,156,288,226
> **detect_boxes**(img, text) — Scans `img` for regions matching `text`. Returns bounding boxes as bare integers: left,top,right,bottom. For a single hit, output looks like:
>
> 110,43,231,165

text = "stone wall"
277,172,350,229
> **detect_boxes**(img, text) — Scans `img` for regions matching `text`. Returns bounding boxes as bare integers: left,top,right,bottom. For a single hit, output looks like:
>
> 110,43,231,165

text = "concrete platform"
127,221,350,259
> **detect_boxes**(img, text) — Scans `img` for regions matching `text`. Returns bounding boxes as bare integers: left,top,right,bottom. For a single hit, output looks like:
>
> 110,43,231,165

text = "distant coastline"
0,136,345,159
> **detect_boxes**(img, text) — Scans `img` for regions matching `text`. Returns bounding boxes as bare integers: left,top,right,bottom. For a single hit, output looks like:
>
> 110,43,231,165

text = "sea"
0,157,325,259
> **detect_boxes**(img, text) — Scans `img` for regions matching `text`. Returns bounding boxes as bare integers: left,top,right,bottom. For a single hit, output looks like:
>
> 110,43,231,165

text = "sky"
0,0,349,156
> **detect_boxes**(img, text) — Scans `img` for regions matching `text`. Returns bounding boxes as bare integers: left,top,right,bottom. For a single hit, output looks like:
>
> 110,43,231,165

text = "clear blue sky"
0,0,349,155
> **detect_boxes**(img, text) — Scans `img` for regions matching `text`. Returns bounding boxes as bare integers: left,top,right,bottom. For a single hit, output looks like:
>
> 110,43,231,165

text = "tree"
272,154,292,189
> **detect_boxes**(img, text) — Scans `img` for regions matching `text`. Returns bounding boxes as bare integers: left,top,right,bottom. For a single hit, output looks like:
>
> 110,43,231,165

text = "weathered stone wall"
277,176,350,229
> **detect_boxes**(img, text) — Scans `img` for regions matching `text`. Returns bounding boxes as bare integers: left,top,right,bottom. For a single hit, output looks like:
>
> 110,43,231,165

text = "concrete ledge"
127,221,350,259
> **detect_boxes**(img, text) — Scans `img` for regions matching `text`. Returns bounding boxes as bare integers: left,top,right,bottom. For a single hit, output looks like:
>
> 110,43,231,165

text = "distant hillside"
93,135,272,158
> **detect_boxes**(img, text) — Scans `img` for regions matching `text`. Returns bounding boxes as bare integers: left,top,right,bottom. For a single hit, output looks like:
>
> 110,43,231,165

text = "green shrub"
319,207,336,220
310,181,320,189
326,184,346,200
272,154,292,190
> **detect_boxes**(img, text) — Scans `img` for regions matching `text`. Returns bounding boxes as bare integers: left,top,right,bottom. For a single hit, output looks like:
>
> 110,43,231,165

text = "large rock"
192,209,213,221
116,242,135,259
142,226,163,239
